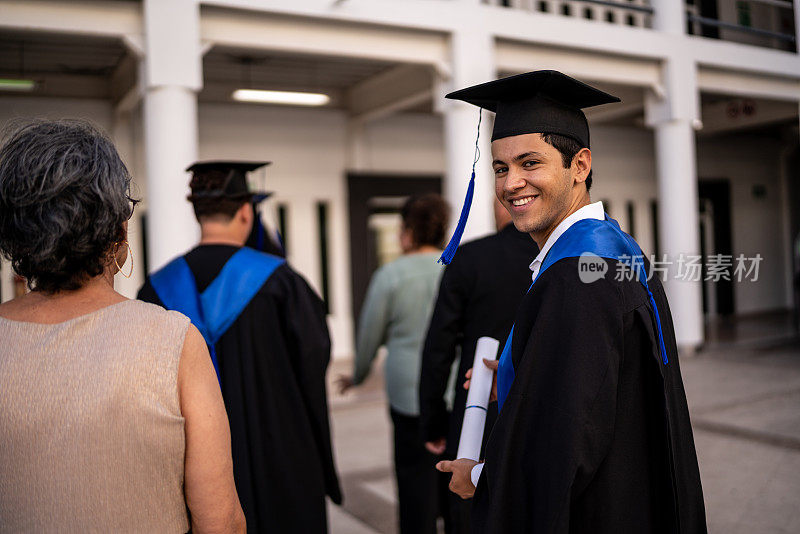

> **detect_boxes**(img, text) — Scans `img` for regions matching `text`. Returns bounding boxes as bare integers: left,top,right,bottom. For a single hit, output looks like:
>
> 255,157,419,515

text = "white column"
0,258,13,303
645,56,704,352
794,1,800,52
650,0,685,35
439,28,495,244
142,0,202,271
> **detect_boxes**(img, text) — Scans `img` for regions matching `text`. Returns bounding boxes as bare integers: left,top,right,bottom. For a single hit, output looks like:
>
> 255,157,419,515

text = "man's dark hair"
401,193,450,249
189,170,249,222
0,119,136,293
541,132,593,191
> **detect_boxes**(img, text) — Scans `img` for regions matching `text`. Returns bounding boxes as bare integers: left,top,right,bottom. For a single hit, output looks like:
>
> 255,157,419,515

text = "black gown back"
139,245,341,533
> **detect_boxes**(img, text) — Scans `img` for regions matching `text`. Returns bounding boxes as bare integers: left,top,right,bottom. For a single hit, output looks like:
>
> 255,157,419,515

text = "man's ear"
238,202,254,224
572,148,592,184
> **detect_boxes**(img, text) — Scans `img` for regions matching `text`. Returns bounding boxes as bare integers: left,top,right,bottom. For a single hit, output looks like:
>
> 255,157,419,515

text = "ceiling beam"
200,7,449,72
699,97,799,136
351,88,432,124
698,67,800,102
496,40,662,92
346,63,433,122
586,101,645,124
109,53,138,106
0,0,142,38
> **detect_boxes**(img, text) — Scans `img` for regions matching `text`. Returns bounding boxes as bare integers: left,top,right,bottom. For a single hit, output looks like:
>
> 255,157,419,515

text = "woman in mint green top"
353,249,443,414
340,193,450,534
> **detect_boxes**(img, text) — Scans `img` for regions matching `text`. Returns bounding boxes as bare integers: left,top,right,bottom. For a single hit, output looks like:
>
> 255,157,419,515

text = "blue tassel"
439,109,482,265
439,171,475,264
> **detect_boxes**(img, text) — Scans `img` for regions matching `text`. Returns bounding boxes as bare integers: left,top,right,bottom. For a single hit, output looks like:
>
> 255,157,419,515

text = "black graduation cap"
436,70,620,265
186,161,273,203
446,70,620,147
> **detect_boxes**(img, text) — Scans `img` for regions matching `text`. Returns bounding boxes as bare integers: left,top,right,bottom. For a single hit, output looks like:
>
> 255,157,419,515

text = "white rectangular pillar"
439,28,496,244
650,0,686,35
795,1,800,52
0,258,13,303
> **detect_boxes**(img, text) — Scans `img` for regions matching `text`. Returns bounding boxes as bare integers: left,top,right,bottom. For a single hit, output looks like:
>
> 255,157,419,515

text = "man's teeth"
512,196,534,207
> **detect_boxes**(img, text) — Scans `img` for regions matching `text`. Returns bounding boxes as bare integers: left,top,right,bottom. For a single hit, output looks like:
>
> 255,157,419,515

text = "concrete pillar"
439,28,495,244
794,1,800,53
142,0,202,271
645,56,704,351
650,0,685,35
0,258,13,303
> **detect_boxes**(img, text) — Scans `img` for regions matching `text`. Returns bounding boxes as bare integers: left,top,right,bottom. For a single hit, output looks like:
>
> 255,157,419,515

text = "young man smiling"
436,71,706,534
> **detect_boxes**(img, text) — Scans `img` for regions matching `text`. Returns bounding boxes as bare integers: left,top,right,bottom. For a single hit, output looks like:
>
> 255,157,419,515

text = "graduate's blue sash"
496,216,669,411
149,247,285,382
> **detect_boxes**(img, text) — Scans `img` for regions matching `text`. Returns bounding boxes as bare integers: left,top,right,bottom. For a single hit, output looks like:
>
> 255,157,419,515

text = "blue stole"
149,247,285,382
496,216,669,411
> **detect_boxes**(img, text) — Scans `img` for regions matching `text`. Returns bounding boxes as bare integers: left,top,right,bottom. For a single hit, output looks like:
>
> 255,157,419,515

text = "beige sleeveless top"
0,300,190,533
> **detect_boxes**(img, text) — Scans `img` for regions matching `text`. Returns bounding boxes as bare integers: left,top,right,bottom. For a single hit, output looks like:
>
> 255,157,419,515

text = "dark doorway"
699,179,735,316
347,173,441,323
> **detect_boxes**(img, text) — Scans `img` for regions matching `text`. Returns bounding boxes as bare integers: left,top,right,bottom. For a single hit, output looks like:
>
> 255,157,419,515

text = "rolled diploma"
456,336,500,461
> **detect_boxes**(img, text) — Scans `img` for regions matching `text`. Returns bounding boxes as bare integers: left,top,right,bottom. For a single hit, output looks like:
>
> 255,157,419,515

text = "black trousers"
390,408,452,534
447,489,473,534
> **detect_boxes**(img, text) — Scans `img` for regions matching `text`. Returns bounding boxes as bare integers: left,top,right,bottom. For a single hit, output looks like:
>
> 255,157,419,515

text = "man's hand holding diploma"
464,358,499,401
436,458,479,499
437,340,500,500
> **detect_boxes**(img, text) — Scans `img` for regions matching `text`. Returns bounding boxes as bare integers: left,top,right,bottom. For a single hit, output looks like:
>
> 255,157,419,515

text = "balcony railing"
686,0,796,52
482,0,797,52
481,0,655,29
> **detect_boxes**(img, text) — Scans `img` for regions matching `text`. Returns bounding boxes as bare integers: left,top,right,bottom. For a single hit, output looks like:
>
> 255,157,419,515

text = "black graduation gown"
138,245,341,534
419,224,539,455
472,256,706,534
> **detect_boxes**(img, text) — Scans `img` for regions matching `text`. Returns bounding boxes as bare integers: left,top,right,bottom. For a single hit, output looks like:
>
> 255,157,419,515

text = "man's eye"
494,167,508,174
522,160,539,168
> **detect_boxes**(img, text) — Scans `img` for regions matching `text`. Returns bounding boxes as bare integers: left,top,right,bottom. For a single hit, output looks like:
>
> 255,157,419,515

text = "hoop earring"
114,240,134,278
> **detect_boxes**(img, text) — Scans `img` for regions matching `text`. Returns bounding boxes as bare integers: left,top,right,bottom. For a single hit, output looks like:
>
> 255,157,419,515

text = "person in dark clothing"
436,70,707,533
419,198,539,534
138,161,341,533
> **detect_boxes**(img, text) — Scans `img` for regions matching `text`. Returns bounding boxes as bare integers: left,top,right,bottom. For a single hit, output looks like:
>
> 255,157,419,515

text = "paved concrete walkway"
327,337,800,533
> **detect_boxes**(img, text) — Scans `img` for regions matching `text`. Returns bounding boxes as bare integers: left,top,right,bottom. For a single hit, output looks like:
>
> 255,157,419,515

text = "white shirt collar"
529,201,605,275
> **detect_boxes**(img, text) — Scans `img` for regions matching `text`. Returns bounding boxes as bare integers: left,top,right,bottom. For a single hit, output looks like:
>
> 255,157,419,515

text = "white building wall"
590,125,659,256
697,134,788,314
359,113,445,174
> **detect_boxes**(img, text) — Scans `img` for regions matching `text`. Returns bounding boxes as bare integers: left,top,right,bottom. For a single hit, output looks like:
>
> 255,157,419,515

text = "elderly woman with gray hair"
0,120,245,533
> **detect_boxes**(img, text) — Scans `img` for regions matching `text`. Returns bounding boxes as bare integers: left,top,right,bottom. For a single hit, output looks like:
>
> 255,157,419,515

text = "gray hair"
0,119,135,293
